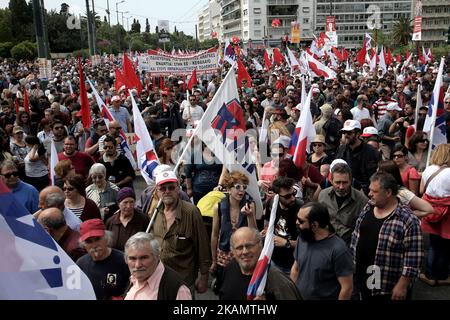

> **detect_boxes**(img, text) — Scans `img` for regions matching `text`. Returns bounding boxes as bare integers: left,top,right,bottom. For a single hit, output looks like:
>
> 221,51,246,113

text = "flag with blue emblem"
130,90,160,185
224,39,237,65
0,180,95,300
194,67,263,219
424,57,447,166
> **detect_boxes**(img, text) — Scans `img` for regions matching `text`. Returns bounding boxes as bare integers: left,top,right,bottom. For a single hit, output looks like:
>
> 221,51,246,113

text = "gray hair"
39,210,66,230
230,227,262,249
124,232,160,262
79,230,113,248
1,159,17,171
45,193,66,211
89,163,107,177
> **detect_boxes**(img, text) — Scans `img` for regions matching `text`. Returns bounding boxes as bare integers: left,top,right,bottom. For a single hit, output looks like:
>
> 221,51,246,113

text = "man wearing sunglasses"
263,176,302,276
1,159,39,214
150,170,211,298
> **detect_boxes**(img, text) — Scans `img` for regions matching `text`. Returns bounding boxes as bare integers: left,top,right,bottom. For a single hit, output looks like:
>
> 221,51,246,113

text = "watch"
285,239,291,248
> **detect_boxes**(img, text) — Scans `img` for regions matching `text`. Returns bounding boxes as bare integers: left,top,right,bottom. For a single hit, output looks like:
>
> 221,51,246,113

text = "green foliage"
199,38,219,50
10,40,37,60
0,8,13,43
72,49,90,59
0,42,14,58
8,0,34,42
392,16,412,47
46,10,87,53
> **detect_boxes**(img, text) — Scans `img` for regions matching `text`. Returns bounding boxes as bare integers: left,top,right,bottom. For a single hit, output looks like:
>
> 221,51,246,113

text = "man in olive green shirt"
150,170,211,297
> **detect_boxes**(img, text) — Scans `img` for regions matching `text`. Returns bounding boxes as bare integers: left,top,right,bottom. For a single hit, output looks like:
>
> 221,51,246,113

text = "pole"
116,2,119,25
32,0,46,58
91,0,97,55
40,0,50,58
106,0,111,26
195,24,199,52
122,12,124,27
86,0,94,56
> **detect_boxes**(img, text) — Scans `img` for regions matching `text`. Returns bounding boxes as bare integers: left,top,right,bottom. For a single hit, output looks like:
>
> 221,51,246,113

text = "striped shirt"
350,202,423,297
371,98,397,120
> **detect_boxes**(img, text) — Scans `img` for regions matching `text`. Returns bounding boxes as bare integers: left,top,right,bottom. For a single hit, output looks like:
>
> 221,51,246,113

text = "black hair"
301,202,335,233
103,134,117,146
370,171,399,195
272,176,295,194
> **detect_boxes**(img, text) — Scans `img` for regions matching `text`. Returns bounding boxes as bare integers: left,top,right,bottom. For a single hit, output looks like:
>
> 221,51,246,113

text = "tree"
392,16,412,47
0,8,13,43
46,9,86,53
11,40,37,60
8,0,34,42
145,18,150,33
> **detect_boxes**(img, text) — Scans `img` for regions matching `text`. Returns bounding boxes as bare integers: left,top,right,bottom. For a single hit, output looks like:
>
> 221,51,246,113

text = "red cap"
79,219,105,242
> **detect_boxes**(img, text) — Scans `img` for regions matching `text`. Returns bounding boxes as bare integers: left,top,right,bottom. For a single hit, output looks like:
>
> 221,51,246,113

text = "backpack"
323,116,342,146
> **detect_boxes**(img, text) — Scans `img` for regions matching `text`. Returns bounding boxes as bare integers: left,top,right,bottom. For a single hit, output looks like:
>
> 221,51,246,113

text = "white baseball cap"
341,120,361,132
361,126,379,138
155,170,178,186
330,159,348,172
386,102,402,112
111,95,121,102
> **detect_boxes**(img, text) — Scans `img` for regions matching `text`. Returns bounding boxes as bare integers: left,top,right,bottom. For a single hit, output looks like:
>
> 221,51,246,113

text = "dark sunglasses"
2,171,19,178
392,154,405,159
312,143,324,148
271,152,284,158
417,139,429,143
280,190,297,199
103,145,115,149
157,185,177,192
233,183,248,191
63,187,75,191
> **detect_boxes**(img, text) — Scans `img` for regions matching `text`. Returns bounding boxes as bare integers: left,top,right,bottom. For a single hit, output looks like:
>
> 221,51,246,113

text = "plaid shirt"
350,202,423,296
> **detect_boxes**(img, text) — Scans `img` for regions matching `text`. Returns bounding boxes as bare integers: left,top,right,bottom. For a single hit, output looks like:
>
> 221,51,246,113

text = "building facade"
198,0,221,42
417,0,450,48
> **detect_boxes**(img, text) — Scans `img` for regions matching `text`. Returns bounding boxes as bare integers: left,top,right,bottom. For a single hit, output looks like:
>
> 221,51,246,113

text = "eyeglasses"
2,171,19,178
279,190,297,199
445,101,450,104
103,145,115,149
392,154,405,159
63,187,75,191
312,143,324,148
342,131,356,136
287,101,294,104
157,185,177,192
109,126,121,129
233,241,259,252
296,217,307,225
233,183,248,191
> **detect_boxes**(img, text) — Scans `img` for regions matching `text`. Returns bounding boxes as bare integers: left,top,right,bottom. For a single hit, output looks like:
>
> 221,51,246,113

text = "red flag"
356,38,367,66
264,50,272,70
187,68,198,91
395,54,402,63
23,89,30,115
78,57,91,129
386,48,393,65
122,53,143,93
159,76,165,90
271,19,281,28
115,68,127,92
341,48,349,61
237,58,252,88
273,48,284,65
331,47,343,61
405,49,410,59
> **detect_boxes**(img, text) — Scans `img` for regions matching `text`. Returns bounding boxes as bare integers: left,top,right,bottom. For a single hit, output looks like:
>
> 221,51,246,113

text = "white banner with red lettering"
412,16,422,41
137,48,218,76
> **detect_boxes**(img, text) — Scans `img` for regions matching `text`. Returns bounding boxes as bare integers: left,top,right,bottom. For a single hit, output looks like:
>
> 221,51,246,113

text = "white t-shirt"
350,106,371,122
422,165,450,198
182,105,204,123
397,187,415,206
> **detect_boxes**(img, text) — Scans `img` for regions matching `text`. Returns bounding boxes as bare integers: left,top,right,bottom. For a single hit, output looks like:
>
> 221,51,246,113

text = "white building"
198,0,221,42
415,0,450,48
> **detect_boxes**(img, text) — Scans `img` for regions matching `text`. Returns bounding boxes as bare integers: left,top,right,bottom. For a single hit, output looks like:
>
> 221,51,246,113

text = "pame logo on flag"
211,99,246,143
0,187,95,299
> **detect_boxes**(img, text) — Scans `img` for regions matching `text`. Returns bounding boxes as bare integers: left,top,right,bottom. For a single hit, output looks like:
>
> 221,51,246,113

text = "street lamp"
122,11,129,27
125,15,131,32
116,0,125,25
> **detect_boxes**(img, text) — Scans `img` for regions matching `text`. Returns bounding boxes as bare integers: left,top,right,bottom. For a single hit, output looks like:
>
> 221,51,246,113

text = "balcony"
221,0,239,7
267,0,298,5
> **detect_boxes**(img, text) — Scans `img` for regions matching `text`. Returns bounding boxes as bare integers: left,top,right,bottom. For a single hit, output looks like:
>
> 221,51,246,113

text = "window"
254,30,261,37
254,8,261,14
303,18,309,24
254,19,261,25
302,7,310,13
244,20,249,27
243,9,248,16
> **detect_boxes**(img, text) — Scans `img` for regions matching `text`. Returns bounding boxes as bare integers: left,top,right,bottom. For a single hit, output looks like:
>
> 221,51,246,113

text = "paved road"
134,176,450,300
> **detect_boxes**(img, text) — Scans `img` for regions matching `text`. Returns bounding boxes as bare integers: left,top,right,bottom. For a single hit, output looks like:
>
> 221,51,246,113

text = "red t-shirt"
58,151,95,178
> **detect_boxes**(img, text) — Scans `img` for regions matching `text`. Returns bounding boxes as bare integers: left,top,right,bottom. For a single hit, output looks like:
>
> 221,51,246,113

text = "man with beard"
57,136,95,178
76,219,130,300
290,202,353,300
351,172,423,300
150,170,211,298
336,120,381,195
318,163,368,245
263,177,302,275
219,227,301,300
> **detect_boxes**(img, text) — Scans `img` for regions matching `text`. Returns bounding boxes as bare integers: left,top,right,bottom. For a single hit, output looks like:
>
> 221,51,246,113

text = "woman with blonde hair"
210,170,257,294
419,144,450,286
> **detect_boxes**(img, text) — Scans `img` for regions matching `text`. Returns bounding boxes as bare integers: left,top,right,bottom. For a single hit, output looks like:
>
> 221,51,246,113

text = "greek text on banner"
138,48,218,76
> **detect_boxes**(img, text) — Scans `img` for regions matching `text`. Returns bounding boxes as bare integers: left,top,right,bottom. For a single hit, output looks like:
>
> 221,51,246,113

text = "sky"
0,0,208,35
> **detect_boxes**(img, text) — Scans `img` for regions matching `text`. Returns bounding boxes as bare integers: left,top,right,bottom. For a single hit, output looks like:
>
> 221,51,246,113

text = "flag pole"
146,64,237,233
